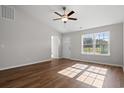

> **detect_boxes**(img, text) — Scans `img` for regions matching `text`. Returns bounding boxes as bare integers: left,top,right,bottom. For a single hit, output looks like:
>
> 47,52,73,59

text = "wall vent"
1,5,15,20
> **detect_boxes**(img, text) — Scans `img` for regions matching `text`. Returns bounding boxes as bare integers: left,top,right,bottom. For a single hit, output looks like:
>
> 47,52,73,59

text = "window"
82,33,94,54
81,31,110,55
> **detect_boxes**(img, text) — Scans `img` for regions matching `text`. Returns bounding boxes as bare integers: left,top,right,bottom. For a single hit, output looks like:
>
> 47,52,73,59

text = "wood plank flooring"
0,58,124,88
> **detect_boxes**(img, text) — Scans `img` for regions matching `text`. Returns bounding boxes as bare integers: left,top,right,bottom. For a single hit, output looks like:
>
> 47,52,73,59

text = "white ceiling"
15,5,124,33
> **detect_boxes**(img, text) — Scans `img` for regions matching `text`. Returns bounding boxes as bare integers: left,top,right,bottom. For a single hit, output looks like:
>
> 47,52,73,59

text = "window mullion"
108,32,110,55
93,33,96,55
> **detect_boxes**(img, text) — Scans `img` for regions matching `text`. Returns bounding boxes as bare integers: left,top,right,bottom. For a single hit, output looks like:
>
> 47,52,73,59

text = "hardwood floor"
0,58,124,88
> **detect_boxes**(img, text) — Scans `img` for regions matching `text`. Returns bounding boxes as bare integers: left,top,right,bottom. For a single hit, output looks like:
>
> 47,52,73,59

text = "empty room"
0,5,124,88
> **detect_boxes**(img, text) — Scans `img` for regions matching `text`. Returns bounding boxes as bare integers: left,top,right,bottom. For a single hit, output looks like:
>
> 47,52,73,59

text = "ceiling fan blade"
68,18,77,20
54,12,62,17
53,18,61,20
67,11,75,16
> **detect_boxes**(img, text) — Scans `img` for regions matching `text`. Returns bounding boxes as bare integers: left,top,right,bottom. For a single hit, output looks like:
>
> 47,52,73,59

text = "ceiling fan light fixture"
61,17,68,22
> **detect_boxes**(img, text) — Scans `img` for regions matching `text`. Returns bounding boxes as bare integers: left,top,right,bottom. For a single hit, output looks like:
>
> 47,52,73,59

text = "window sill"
81,53,110,56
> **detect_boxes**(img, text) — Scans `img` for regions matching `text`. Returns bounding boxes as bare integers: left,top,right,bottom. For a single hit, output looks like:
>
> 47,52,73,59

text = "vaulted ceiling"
15,5,124,33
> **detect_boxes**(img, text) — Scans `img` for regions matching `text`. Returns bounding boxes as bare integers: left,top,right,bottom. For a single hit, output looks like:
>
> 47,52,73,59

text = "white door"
63,37,71,58
51,36,60,58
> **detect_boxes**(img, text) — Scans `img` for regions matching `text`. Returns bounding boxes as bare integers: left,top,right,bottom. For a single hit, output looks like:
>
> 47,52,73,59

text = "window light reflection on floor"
87,66,108,75
76,71,105,88
72,63,88,70
58,67,82,78
58,63,108,88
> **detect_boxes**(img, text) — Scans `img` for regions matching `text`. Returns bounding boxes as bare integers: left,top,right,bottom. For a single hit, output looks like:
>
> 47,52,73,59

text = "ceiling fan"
53,7,77,23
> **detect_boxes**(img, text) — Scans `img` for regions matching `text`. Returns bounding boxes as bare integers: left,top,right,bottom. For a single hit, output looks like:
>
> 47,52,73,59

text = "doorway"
51,36,60,59
63,37,71,58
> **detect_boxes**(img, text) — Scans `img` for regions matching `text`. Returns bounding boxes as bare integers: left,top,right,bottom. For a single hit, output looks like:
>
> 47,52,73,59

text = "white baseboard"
0,57,123,71
67,58,123,67
0,59,51,71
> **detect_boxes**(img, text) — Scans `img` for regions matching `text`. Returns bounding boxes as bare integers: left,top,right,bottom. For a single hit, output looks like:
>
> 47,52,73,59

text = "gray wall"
0,6,62,70
62,23,123,66
123,23,124,71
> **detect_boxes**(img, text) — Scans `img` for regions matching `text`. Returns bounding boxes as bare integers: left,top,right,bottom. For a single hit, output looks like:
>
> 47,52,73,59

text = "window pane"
82,33,93,53
83,34,93,45
83,45,93,53
95,32,109,54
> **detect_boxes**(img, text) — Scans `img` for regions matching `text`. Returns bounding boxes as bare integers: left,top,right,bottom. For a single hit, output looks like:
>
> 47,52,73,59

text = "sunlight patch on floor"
76,71,105,88
58,67,82,78
72,63,88,70
87,66,108,75
58,63,108,88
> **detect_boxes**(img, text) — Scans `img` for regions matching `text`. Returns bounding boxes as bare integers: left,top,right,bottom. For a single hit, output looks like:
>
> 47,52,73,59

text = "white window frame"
81,31,110,56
